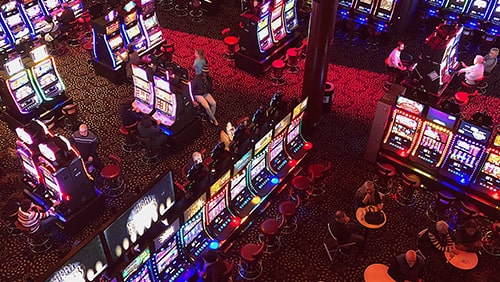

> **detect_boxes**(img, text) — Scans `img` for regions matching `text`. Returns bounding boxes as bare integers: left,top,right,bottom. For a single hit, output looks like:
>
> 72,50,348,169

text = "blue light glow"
270,177,279,185
160,126,172,136
209,240,219,250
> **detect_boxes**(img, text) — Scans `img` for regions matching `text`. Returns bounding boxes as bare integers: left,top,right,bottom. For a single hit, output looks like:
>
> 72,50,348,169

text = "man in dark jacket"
200,250,230,282
137,115,167,150
387,250,425,282
57,4,76,33
331,210,364,247
71,124,102,169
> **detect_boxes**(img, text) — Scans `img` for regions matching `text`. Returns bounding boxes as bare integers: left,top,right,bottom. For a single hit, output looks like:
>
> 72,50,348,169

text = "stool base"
373,177,394,195
28,234,52,254
258,233,281,254
189,10,203,23
395,188,416,207
103,177,126,197
271,77,285,86
238,260,263,280
223,52,235,61
277,214,297,235
425,202,455,222
122,140,140,153
482,231,500,256
174,5,188,17
142,150,161,165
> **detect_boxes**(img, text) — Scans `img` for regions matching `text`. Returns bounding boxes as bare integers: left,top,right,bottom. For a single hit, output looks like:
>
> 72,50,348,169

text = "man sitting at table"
355,181,383,210
331,210,365,253
418,220,456,266
455,219,483,253
387,250,425,282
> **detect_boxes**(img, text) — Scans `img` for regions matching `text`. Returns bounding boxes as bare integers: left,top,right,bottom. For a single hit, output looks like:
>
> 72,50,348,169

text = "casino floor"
1,1,500,282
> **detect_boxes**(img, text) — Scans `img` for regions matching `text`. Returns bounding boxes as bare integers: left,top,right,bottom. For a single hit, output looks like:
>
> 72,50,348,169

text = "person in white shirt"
40,16,60,51
459,55,484,85
385,42,407,86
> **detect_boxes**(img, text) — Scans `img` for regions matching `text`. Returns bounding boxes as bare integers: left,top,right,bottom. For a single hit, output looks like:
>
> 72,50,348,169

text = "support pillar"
301,0,338,137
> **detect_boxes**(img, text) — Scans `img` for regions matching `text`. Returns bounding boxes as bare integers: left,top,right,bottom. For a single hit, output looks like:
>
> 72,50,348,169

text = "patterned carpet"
0,1,499,281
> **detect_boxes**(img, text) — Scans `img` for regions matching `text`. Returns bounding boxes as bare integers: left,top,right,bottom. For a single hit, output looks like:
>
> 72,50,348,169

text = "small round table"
445,250,478,270
364,263,395,282
356,206,387,229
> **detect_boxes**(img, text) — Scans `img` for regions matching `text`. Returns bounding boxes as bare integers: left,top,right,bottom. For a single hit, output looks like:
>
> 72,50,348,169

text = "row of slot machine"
14,119,105,229
423,0,500,38
337,0,398,32
0,0,83,54
40,98,311,282
375,93,500,207
91,0,164,82
0,44,66,124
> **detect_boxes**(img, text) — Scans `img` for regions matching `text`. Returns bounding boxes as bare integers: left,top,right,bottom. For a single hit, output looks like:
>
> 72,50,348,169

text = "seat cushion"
224,36,238,45
101,164,120,179
240,243,261,262
272,59,285,69
279,201,297,216
292,176,310,191
260,219,280,236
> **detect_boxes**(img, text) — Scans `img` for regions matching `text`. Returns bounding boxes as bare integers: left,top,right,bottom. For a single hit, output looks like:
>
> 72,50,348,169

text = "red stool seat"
460,201,479,216
224,36,238,46
260,219,280,236
377,163,396,177
120,126,129,135
455,92,469,105
291,176,310,192
438,190,456,204
272,59,286,69
240,243,262,262
308,164,327,179
403,173,421,188
279,201,297,216
101,164,120,179
287,48,298,58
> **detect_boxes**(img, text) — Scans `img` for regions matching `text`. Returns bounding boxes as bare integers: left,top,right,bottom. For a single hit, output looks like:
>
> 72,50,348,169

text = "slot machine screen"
210,170,231,197
379,0,394,10
18,149,39,178
132,64,149,81
26,5,41,18
395,96,425,116
135,89,150,104
468,0,491,18
339,0,354,8
426,107,457,129
2,1,16,12
108,35,123,50
230,173,246,200
270,135,285,161
183,194,207,222
9,72,29,89
154,239,180,275
153,219,180,250
258,17,269,31
155,89,174,115
123,0,136,12
476,150,500,190
44,0,60,10
254,130,273,155
258,24,270,39
489,3,500,24
445,0,469,13
292,97,308,118
233,150,252,175
425,0,446,6
5,56,24,75
106,22,120,35
356,0,373,13
207,188,227,223
124,12,137,25
182,211,203,246
144,15,158,30
30,45,49,63
14,85,35,101
271,17,282,30
457,121,491,144
274,113,291,137
39,73,57,88
154,75,171,92
134,77,151,92
32,60,53,77
122,248,151,281
40,166,61,198
127,25,141,40
45,236,108,282
250,153,266,179
287,122,299,144
260,2,270,14
285,0,294,10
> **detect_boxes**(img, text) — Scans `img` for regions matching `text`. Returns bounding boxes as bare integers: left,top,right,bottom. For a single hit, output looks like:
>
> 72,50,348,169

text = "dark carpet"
0,2,500,281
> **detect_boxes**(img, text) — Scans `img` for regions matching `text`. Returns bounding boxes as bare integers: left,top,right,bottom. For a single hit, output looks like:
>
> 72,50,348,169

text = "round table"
364,263,395,282
445,249,478,270
356,206,387,229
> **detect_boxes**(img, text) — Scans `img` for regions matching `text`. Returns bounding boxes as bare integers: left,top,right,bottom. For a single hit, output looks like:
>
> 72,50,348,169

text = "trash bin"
323,82,334,114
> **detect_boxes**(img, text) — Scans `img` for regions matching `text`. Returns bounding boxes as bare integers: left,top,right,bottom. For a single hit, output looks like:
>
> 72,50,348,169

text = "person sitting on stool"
57,3,76,34
418,221,457,266
17,199,57,234
220,122,235,151
355,181,383,210
483,47,498,75
120,100,142,127
387,250,425,282
385,41,407,86
137,115,167,150
199,250,230,282
455,219,483,252
71,124,102,171
458,55,484,85
192,66,218,126
40,16,60,52
331,210,365,253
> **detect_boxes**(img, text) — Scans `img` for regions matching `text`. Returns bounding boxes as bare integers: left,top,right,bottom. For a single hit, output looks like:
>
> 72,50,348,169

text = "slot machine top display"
354,0,375,14
466,0,495,19
444,0,472,14
487,1,500,25
373,0,397,22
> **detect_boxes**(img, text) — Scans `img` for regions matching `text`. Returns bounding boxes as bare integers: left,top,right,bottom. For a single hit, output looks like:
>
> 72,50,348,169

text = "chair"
100,154,125,197
258,218,283,254
323,223,356,263
15,221,53,253
482,222,500,256
286,48,299,73
426,190,456,222
189,0,203,23
373,162,396,195
395,172,421,206
221,28,239,61
41,115,56,131
290,175,311,205
277,200,299,235
271,59,286,86
174,0,189,17
67,20,81,47
307,162,332,196
136,136,161,165
460,76,484,94
238,241,265,280
61,103,78,131
120,122,140,152
454,91,470,107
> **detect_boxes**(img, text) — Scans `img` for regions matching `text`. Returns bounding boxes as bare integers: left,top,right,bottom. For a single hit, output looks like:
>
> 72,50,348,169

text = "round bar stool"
395,172,421,206
482,222,500,256
290,175,311,205
426,190,456,222
373,162,396,195
120,123,140,152
174,0,189,17
307,162,332,196
454,91,470,107
15,221,53,253
258,218,282,254
456,201,480,226
2,200,22,236
78,12,92,37
100,155,125,197
221,28,239,61
136,136,161,165
277,201,299,235
238,242,265,280
189,0,203,23
271,59,285,86
286,48,299,73
62,103,78,131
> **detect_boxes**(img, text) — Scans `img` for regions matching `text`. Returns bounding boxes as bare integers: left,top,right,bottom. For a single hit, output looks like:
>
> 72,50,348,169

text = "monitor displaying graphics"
445,0,471,13
30,45,49,63
270,134,285,161
132,64,148,81
426,107,457,129
122,248,151,281
127,25,141,40
103,172,175,262
207,186,227,223
494,134,500,147
250,153,266,179
233,149,252,175
153,219,180,250
109,35,123,50
210,170,231,197
457,121,491,144
45,236,107,282
379,0,394,10
425,0,446,6
153,235,181,276
292,97,308,119
254,130,273,155
181,210,203,246
274,113,291,137
5,56,24,76
230,172,246,200
467,0,493,19
489,2,500,24
395,96,425,116
183,193,207,222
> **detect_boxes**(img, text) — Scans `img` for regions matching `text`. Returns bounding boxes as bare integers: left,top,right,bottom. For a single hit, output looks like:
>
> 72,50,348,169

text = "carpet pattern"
0,2,499,281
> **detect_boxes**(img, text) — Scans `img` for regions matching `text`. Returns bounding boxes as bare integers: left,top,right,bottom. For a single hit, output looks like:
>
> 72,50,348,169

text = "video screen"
154,238,180,275
108,35,123,50
260,2,270,14
1,1,16,12
425,0,445,6
457,121,491,144
356,0,373,13
183,194,206,222
134,88,150,104
258,17,269,31
154,75,171,93
104,172,175,262
270,135,284,161
5,56,24,75
426,107,457,129
445,0,468,13
26,5,42,18
45,236,107,282
9,72,29,89
234,149,252,175
125,11,137,25
122,248,151,281
379,0,394,10
127,25,141,40
250,153,266,179
274,113,291,137
123,0,137,12
230,173,246,200
153,219,180,250
44,0,60,10
32,60,52,77
468,0,492,18
210,170,231,197
132,64,148,81
489,4,500,24
181,211,203,246
480,151,500,178
254,130,273,155
287,122,299,144
14,85,35,101
396,96,425,116
39,73,57,88
271,17,282,31
144,15,158,30
292,97,308,119
207,188,227,223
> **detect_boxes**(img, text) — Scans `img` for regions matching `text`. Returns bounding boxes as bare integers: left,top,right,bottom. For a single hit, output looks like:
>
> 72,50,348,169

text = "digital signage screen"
426,107,457,129
457,121,491,144
395,96,425,116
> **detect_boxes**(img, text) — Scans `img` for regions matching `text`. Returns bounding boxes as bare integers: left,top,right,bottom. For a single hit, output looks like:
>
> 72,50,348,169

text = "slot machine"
0,1,32,44
439,120,491,186
381,96,425,158
39,0,61,18
410,107,457,172
120,1,147,53
0,55,42,116
285,98,311,161
29,45,65,100
471,134,500,201
228,150,256,218
485,1,500,39
283,0,298,32
270,0,287,43
179,195,212,262
352,0,376,24
338,0,355,19
204,171,238,241
36,134,96,217
239,1,273,59
152,74,175,125
20,0,46,37
0,23,14,55
59,0,83,18
132,64,155,115
121,248,155,282
91,10,127,74
151,219,187,282
247,130,279,197
443,0,472,17
463,0,495,31
371,0,397,31
138,0,164,53
267,112,292,178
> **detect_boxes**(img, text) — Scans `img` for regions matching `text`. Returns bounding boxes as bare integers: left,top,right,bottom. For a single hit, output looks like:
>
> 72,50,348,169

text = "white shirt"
387,48,402,69
460,63,484,85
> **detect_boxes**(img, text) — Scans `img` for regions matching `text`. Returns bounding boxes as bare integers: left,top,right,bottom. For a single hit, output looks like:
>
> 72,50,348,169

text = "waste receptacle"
323,82,334,114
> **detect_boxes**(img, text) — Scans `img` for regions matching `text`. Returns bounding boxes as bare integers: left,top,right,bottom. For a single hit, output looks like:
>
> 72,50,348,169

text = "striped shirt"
428,230,454,252
18,207,50,234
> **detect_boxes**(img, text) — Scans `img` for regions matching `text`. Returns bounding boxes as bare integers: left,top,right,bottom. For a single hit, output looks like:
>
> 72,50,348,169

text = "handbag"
364,206,384,225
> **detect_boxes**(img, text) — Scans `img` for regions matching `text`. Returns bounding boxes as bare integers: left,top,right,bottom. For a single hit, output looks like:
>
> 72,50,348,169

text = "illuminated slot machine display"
247,130,279,198
463,0,495,30
283,0,298,32
91,10,127,72
103,171,176,262
20,0,46,37
352,0,375,24
228,150,255,218
410,107,457,172
43,236,108,282
132,64,155,115
270,0,287,43
239,1,273,59
179,194,212,262
371,0,397,31
138,0,163,52
59,0,83,18
151,219,186,282
285,98,311,161
121,1,147,53
439,25,463,92
485,1,500,38
471,134,500,201
443,0,472,18
152,74,176,127
121,249,155,282
381,96,425,158
204,171,238,240
0,1,31,43
439,120,491,186
39,0,61,18
2,56,42,115
0,23,13,55
29,45,65,100
338,0,355,19
267,112,292,178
